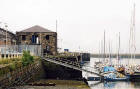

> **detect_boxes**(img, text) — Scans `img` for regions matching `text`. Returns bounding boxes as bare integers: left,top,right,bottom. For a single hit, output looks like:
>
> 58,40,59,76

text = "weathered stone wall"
0,61,45,88
42,60,82,80
16,32,57,55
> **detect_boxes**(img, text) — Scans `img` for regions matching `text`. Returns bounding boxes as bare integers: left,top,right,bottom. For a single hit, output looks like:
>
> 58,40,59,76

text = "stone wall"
0,60,45,88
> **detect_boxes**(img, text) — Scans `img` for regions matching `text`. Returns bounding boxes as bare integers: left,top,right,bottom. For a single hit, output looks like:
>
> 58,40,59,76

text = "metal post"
104,30,106,61
5,23,8,58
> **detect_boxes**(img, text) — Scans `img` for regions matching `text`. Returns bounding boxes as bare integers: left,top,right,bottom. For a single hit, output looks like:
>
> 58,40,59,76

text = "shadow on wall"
42,60,82,80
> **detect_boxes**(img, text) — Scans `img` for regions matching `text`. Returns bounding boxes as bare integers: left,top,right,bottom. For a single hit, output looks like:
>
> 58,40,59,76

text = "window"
46,45,50,53
32,35,35,43
46,46,50,51
46,35,49,40
22,35,26,40
32,35,38,44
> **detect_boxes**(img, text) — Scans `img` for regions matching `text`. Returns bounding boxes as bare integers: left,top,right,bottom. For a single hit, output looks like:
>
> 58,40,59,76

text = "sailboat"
104,33,129,81
93,31,129,81
116,32,125,74
124,3,136,75
125,3,140,81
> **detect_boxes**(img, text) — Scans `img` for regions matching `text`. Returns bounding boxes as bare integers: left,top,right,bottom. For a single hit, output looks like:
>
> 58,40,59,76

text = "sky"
0,0,140,53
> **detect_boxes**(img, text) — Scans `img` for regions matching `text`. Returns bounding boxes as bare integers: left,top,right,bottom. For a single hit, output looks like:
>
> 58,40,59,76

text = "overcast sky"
0,0,140,53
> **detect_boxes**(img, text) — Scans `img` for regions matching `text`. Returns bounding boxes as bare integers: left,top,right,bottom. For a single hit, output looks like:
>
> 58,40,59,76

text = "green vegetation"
0,58,21,64
21,51,34,66
0,51,39,76
0,58,22,76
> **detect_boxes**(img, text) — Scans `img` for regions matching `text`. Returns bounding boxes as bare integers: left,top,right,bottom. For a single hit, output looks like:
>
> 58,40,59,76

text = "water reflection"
88,81,116,89
104,82,116,89
132,82,140,88
88,81,140,89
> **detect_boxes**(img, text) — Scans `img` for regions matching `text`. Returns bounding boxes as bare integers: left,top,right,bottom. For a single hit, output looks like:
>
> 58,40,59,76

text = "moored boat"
104,73,129,81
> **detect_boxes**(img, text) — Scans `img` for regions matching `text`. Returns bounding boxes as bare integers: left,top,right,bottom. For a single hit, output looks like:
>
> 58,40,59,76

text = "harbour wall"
0,60,45,88
42,60,82,80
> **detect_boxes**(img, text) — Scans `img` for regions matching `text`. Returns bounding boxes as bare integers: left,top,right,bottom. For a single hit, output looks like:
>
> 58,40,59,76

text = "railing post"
14,54,16,58
4,54,6,59
11,54,13,58
17,54,19,58
8,54,10,59
0,54,1,59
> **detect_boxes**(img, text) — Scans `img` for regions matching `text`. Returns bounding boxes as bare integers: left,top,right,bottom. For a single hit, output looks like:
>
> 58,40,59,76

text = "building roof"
20,25,54,33
0,28,15,36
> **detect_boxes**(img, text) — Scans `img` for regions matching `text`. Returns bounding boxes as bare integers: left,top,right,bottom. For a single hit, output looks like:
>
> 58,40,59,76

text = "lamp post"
4,23,8,58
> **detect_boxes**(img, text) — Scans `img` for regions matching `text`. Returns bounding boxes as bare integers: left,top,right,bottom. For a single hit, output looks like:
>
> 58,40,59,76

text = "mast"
98,41,100,62
56,20,57,33
133,3,136,61
104,30,106,61
56,20,58,52
118,32,120,65
101,40,104,60
129,3,136,65
109,41,111,65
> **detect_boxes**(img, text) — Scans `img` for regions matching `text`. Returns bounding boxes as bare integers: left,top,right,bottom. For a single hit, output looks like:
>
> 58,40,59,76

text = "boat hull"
87,77,103,81
104,77,129,81
126,72,140,81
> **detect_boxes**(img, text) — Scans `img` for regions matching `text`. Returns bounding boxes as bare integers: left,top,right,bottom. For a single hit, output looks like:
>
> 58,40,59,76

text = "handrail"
43,57,104,77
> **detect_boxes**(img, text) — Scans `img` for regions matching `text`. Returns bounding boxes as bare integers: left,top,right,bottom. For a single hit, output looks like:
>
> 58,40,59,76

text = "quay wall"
0,60,45,88
42,60,82,80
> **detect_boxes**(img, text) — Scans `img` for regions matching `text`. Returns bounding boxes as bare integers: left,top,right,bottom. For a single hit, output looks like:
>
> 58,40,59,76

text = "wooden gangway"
42,57,104,77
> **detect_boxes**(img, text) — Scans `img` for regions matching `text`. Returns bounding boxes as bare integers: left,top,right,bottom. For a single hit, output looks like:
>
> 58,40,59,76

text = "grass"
0,51,39,76
0,58,22,76
0,58,21,65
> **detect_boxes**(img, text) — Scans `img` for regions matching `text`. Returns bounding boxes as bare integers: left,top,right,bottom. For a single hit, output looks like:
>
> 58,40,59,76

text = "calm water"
83,57,140,89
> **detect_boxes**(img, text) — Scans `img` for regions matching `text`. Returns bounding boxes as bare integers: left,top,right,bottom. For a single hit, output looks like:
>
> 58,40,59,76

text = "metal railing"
0,45,42,59
43,57,104,77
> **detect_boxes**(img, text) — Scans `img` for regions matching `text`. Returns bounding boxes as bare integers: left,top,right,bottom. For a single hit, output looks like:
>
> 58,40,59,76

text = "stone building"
0,28,16,45
16,25,57,55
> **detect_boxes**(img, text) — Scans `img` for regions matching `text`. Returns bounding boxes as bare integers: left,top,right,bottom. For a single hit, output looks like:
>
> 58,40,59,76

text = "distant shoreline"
91,54,140,58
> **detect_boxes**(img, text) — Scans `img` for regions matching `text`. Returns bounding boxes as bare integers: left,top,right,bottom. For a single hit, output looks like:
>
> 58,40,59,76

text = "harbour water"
83,57,140,89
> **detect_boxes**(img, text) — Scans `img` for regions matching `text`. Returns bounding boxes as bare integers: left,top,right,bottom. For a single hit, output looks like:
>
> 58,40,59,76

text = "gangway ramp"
42,58,104,77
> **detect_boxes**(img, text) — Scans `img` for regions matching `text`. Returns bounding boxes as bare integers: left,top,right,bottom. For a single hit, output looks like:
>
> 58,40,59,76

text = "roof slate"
20,25,54,33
